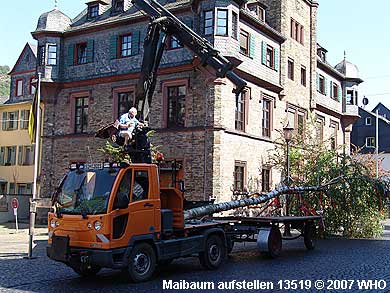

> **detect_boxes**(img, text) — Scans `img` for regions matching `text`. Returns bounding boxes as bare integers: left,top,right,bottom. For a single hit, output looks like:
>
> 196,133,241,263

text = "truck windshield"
58,169,118,215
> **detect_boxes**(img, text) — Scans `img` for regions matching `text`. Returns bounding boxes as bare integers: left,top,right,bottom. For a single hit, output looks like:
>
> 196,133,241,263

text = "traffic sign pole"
11,198,19,233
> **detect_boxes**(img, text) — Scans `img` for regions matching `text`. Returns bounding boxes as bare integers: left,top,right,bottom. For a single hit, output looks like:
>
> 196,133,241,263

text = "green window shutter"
261,41,266,65
249,34,255,59
132,31,141,55
11,146,16,165
2,112,6,130
18,146,22,166
87,40,94,63
66,45,74,66
316,73,319,91
324,77,328,96
110,35,118,59
338,86,342,102
274,48,279,71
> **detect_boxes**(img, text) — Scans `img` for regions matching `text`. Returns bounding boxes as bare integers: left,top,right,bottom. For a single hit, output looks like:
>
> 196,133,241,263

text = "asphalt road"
1,224,390,292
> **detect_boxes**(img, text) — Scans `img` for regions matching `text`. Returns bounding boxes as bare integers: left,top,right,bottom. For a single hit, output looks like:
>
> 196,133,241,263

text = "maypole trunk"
183,185,322,220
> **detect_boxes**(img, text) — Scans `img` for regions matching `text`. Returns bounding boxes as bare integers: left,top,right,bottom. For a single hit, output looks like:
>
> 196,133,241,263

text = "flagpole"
27,72,41,259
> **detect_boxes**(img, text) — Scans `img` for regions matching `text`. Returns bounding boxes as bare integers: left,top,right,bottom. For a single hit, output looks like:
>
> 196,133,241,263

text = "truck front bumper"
46,236,130,269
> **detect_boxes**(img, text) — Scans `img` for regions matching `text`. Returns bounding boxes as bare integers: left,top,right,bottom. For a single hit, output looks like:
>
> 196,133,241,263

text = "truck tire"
304,221,316,250
199,234,226,270
264,226,282,259
125,243,156,282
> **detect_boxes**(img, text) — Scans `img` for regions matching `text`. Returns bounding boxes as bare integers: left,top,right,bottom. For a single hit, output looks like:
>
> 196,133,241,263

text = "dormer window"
88,4,99,18
113,0,124,13
247,3,265,22
319,50,326,62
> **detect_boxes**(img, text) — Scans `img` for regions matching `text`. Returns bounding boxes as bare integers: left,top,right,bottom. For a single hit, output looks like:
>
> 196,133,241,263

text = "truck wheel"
304,222,316,250
199,235,226,270
226,237,234,255
126,243,156,282
69,263,101,277
267,226,282,258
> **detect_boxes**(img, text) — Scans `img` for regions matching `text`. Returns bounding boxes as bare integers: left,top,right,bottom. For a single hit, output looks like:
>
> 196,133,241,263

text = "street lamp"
283,122,294,236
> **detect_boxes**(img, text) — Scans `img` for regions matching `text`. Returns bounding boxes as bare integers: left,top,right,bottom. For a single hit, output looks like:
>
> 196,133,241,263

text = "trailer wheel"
267,226,282,258
304,222,316,250
125,243,156,282
199,235,226,270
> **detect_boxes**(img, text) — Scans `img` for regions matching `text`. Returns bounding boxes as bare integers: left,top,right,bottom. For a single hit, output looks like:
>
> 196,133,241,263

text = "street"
1,222,390,292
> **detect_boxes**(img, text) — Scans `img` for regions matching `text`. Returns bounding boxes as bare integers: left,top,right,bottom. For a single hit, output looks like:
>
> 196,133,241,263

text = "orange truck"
47,162,319,282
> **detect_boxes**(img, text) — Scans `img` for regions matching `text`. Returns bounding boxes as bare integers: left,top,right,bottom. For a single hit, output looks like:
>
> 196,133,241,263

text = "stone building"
32,0,361,203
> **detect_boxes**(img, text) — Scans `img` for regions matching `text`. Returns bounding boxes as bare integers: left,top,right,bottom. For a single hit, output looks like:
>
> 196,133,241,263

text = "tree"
0,65,10,97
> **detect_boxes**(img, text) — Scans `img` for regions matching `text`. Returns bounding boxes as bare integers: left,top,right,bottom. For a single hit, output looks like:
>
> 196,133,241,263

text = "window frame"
112,0,124,13
262,96,272,138
16,79,24,97
18,145,34,166
162,79,189,129
232,11,238,40
290,18,304,45
266,45,274,69
88,4,99,18
234,161,246,192
261,167,271,192
365,117,372,126
301,66,306,87
216,9,228,36
75,43,88,65
239,29,249,56
332,82,339,100
119,34,132,58
318,74,325,94
330,122,338,150
113,86,136,120
29,77,36,95
247,3,265,21
47,44,57,66
38,45,46,66
166,35,183,50
366,137,375,148
235,90,248,132
20,109,30,129
287,58,294,81
204,10,214,36
70,91,91,134
316,116,324,142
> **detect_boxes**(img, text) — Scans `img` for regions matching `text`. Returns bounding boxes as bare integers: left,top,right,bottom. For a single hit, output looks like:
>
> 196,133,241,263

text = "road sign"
11,198,19,209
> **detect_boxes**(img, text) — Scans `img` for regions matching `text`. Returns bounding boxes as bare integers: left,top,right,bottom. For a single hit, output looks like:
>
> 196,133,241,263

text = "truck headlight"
94,221,102,231
50,219,56,228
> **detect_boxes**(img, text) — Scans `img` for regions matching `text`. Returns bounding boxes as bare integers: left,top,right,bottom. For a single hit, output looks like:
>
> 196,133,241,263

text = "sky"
0,0,389,111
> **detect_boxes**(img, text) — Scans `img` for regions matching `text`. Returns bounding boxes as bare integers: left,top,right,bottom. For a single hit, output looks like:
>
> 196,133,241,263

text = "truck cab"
47,162,192,281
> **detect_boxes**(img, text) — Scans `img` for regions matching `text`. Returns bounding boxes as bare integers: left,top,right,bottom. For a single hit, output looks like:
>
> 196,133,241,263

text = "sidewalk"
0,222,48,257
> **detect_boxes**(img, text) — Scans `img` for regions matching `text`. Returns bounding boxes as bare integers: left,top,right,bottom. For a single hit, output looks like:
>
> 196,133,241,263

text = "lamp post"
283,122,294,236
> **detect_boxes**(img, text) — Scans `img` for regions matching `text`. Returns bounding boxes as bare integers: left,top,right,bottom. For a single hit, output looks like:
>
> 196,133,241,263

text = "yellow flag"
28,89,38,143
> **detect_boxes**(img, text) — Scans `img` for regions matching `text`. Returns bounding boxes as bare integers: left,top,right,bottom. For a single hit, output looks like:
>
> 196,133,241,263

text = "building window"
120,34,132,57
74,97,89,133
316,118,324,142
113,0,124,12
0,146,17,166
235,91,246,131
247,3,265,21
216,9,228,36
18,145,34,166
17,183,32,195
118,92,134,117
262,98,271,137
167,35,183,50
20,110,30,129
234,161,246,192
365,117,372,126
16,79,23,97
332,82,339,100
261,168,271,192
2,111,19,131
266,45,274,68
29,77,36,95
167,85,186,128
204,10,213,35
297,112,305,136
38,45,46,66
76,43,87,65
330,123,337,150
88,4,99,18
240,30,249,55
232,12,238,40
366,137,375,148
47,44,57,65
288,58,294,80
318,74,325,94
290,18,304,44
301,66,306,87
